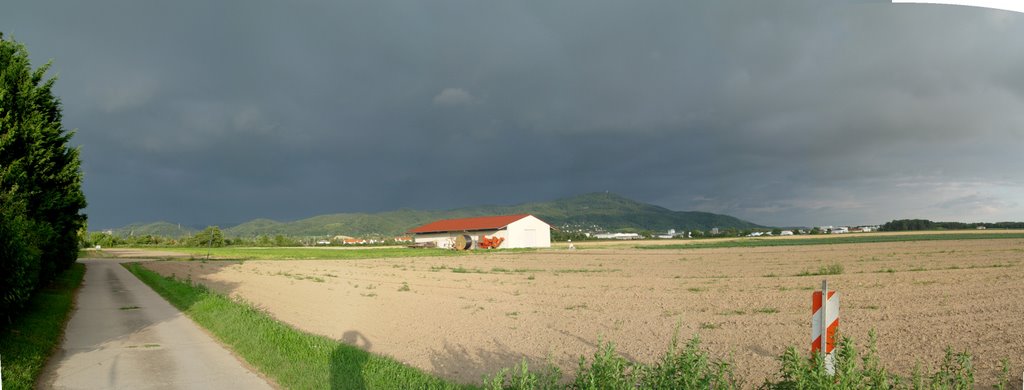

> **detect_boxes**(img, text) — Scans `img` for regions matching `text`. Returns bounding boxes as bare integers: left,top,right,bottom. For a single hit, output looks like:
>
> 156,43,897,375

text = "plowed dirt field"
142,238,1023,386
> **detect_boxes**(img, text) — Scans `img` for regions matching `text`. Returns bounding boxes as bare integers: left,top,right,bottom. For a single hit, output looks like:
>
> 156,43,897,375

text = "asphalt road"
38,258,273,389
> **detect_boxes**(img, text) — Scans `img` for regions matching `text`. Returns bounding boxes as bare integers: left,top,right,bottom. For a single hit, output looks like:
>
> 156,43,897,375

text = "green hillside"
115,193,764,238
454,192,764,232
112,221,196,238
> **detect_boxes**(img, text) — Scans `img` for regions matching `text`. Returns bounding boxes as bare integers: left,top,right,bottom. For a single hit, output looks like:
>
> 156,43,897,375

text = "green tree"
189,226,225,247
1,34,87,319
273,234,297,247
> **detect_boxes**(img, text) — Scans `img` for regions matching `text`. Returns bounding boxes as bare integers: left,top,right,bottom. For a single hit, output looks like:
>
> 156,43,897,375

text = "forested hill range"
106,193,765,238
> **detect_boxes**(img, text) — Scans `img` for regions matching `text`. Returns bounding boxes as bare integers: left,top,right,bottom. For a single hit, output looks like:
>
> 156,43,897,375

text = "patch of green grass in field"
171,246,467,260
637,232,1024,250
0,263,85,390
551,268,620,275
124,263,471,389
796,263,845,276
564,303,589,311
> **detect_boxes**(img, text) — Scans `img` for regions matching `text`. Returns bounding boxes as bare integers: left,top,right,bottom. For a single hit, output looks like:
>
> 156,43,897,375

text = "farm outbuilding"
407,214,551,249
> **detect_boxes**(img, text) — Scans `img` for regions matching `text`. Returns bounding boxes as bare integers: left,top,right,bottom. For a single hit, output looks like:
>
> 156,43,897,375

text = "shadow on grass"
330,331,371,389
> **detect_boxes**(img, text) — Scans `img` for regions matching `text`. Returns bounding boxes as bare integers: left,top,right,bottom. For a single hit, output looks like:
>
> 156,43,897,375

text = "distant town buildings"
592,232,642,240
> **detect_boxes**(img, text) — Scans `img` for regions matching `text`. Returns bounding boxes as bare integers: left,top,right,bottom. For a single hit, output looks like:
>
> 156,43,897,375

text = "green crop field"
166,246,471,260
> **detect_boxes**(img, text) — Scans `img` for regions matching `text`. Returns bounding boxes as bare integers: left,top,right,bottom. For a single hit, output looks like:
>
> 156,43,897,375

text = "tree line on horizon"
880,219,1024,232
0,35,87,322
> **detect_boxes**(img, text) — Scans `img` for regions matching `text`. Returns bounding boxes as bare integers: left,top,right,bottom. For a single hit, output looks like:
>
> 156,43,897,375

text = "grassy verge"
156,246,472,260
486,331,1010,390
0,263,86,390
123,262,473,389
638,232,1024,250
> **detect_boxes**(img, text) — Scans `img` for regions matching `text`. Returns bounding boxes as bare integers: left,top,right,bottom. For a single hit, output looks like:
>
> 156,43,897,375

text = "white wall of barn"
504,215,551,248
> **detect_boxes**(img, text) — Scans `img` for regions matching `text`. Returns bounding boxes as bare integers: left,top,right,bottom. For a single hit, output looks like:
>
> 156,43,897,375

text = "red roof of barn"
407,214,536,234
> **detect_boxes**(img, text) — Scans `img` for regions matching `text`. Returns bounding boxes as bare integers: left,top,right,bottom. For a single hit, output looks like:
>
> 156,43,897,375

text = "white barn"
408,214,551,249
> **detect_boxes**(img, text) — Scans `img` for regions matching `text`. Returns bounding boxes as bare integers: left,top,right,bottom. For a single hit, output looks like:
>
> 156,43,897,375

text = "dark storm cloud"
4,1,1024,228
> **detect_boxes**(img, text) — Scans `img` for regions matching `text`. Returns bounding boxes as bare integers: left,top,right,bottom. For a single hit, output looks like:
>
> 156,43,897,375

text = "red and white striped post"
811,279,839,374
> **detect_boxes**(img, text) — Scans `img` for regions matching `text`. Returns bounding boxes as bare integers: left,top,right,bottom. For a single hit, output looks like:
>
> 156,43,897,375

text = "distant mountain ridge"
109,193,764,237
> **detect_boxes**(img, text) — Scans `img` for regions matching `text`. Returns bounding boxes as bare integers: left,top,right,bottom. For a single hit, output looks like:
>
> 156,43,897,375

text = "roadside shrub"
767,330,975,390
571,340,633,389
636,335,739,390
0,202,42,317
484,359,562,390
484,335,739,390
484,330,986,390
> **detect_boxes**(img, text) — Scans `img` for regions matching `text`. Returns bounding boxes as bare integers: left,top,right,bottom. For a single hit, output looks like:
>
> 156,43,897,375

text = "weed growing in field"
462,304,485,314
398,282,410,292
754,307,779,314
514,268,543,273
552,268,618,275
687,287,706,293
996,359,1011,390
719,309,746,316
699,322,720,330
796,263,844,276
483,359,562,390
527,275,536,280
565,303,588,311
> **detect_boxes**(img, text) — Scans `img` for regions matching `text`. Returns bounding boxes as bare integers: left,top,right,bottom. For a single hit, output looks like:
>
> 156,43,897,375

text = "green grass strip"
168,247,470,260
638,232,1024,250
123,262,474,390
0,263,86,390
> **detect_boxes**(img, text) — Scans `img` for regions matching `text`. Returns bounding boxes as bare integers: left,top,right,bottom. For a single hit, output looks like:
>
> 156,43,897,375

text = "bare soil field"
141,238,1023,386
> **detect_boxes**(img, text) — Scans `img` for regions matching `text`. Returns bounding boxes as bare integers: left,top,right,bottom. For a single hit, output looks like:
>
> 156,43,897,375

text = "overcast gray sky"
5,1,1024,229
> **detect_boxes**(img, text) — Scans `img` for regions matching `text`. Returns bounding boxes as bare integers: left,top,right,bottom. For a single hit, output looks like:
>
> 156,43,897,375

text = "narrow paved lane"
39,259,273,389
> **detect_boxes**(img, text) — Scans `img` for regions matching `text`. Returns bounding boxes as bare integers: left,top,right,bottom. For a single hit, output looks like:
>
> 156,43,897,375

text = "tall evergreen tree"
0,33,87,319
